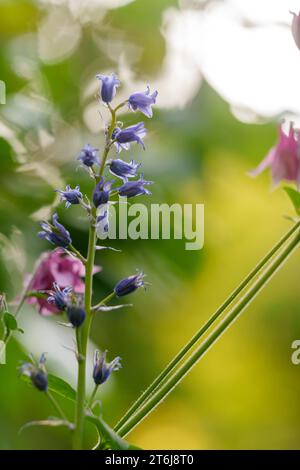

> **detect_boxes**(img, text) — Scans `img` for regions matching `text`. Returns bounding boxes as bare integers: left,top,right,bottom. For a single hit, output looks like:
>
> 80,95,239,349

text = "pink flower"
291,11,300,51
27,249,99,315
249,122,300,187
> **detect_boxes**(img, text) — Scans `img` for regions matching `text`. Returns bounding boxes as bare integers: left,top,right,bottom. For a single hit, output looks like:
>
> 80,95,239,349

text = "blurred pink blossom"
249,122,300,187
291,11,300,51
27,248,99,315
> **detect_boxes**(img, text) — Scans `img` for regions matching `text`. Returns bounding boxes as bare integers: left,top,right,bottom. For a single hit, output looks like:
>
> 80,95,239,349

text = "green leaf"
3,312,18,331
85,413,131,450
284,187,300,215
47,374,76,402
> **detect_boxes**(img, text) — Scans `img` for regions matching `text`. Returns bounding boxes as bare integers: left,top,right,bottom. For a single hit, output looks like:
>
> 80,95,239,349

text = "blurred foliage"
0,0,300,450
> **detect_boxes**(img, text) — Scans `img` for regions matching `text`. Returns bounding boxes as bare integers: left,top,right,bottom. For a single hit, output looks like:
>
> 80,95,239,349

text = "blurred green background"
0,0,300,450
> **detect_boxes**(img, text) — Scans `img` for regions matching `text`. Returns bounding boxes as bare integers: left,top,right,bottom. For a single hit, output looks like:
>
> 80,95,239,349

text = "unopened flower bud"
31,370,48,391
66,305,86,328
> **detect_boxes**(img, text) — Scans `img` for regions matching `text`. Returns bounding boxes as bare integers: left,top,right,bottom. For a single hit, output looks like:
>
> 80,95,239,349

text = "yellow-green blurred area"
1,0,300,450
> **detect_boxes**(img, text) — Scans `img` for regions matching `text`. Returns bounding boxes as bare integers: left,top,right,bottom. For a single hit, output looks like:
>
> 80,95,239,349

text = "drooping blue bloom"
47,282,73,310
38,214,72,248
118,174,153,198
112,122,146,153
77,144,100,167
96,73,120,103
19,354,48,392
56,185,83,209
66,304,86,328
93,350,122,386
108,158,141,182
128,86,158,118
114,272,145,297
92,177,114,208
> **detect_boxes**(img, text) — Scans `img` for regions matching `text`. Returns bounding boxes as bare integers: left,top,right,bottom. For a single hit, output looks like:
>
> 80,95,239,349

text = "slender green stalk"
87,384,98,409
72,224,96,450
72,103,118,450
69,244,87,264
117,231,300,438
97,105,117,184
92,292,115,311
114,220,300,432
46,391,68,422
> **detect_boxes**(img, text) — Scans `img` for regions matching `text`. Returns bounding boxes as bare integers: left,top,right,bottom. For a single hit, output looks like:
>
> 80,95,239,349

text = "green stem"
72,103,118,450
72,224,96,450
114,220,300,432
92,292,115,311
97,106,116,183
117,230,300,438
87,384,98,409
69,244,87,264
46,391,68,422
114,101,127,113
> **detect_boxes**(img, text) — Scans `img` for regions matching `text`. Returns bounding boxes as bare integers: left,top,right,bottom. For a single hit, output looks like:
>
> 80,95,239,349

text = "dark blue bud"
92,177,114,208
31,370,48,392
114,272,145,297
66,305,86,328
93,350,122,386
19,353,48,392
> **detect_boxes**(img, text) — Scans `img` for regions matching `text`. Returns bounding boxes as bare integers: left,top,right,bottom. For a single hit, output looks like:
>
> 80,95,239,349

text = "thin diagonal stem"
69,244,87,264
92,292,115,311
114,220,300,432
87,384,98,409
117,230,300,438
46,391,68,422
